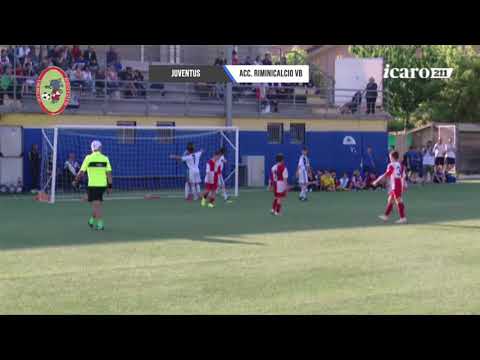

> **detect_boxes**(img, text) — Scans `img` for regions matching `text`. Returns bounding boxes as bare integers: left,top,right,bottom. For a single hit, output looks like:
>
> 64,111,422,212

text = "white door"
245,156,265,187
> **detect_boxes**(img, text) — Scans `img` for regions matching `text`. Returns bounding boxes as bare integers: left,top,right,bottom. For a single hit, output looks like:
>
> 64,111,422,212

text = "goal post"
40,125,240,203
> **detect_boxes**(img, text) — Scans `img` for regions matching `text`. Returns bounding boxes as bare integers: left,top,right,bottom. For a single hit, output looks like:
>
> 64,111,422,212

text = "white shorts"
298,170,309,185
188,169,201,184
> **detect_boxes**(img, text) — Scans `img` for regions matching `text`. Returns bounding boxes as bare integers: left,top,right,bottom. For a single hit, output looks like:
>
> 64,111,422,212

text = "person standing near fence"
28,144,41,193
365,77,378,115
445,137,456,173
433,137,447,173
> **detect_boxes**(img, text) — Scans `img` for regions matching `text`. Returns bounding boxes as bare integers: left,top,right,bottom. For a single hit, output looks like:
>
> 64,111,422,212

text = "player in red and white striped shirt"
201,151,222,208
373,151,408,224
268,153,289,216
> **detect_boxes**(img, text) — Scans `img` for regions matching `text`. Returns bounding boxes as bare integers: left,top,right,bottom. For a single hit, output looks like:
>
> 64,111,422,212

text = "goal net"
40,125,239,203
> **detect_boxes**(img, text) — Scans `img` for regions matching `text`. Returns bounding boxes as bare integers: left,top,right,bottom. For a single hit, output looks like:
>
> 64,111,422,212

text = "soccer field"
1,182,480,314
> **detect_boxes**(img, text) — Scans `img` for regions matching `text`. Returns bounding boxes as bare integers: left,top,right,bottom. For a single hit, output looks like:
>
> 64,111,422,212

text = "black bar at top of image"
149,65,230,83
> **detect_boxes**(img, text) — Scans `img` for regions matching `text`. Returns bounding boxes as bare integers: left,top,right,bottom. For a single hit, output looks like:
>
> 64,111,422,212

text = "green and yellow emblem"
35,66,71,115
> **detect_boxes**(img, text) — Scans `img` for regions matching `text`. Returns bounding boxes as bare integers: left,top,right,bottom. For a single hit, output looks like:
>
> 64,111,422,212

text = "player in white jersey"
296,147,311,201
170,143,203,200
215,147,231,202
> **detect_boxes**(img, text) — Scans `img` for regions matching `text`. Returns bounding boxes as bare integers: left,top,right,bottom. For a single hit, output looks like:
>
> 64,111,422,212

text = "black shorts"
446,157,456,165
87,187,106,202
435,157,445,166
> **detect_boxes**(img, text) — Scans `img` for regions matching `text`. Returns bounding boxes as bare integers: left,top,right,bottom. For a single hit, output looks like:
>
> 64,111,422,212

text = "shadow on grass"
1,183,479,251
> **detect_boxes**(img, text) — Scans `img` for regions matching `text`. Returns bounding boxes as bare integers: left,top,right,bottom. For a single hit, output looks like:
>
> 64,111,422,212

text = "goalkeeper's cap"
91,140,102,152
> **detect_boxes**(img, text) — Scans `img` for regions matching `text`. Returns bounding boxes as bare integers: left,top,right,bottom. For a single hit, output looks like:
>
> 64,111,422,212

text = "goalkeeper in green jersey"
73,140,113,231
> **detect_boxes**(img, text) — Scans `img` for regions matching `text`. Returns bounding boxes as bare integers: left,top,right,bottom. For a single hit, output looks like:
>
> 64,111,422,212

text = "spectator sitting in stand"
82,66,93,94
243,56,253,65
73,55,86,70
134,70,146,97
121,67,136,98
71,45,82,62
0,49,10,68
94,68,106,96
340,90,362,114
106,46,119,67
15,45,29,66
339,172,350,191
70,65,85,92
83,46,98,72
262,53,273,65
22,62,36,96
6,46,15,65
254,55,262,65
0,67,21,101
106,66,119,97
232,50,240,65
214,52,226,66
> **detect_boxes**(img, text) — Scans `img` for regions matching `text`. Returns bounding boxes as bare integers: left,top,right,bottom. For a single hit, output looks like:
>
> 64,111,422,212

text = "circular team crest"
35,66,71,115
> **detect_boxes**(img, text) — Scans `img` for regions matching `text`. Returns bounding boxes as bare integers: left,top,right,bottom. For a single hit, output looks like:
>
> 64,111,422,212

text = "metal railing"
0,44,390,118
1,75,391,118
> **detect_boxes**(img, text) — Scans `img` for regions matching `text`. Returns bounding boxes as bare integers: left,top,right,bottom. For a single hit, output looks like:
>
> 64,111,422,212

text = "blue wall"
22,128,388,190
239,130,388,183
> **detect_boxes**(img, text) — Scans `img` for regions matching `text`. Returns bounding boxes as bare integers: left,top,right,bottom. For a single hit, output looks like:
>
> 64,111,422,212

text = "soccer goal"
40,125,239,203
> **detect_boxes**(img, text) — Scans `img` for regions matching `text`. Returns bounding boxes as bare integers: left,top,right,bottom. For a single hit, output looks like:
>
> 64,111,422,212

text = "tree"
349,45,467,129
414,48,480,124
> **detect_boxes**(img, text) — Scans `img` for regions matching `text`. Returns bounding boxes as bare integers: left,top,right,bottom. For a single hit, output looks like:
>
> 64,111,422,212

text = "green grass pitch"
1,182,480,314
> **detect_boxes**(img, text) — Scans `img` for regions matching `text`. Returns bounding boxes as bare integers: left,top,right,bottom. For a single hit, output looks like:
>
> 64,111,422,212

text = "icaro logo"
35,66,71,115
383,64,453,79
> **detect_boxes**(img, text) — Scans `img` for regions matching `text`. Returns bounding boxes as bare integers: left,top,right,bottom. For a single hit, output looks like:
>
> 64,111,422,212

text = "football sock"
96,219,104,229
185,183,190,199
88,217,95,226
195,184,201,197
276,203,282,213
385,202,394,216
398,202,406,218
272,199,278,211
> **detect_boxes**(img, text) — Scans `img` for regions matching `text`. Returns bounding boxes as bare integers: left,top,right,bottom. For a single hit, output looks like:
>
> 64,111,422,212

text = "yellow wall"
0,113,387,132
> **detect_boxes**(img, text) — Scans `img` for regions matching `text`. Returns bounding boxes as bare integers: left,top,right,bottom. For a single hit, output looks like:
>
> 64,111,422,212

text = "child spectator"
339,173,350,191
422,142,435,184
331,171,340,190
433,167,446,184
349,170,365,191
365,172,379,190
321,171,336,192
315,170,324,190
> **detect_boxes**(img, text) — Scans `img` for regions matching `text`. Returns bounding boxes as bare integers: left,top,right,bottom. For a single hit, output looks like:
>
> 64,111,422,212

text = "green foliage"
414,50,480,123
350,45,479,127
285,48,308,65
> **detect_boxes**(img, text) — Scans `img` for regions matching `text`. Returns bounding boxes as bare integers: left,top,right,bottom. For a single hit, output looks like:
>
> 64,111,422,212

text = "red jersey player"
373,151,407,224
201,151,222,208
268,153,289,216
